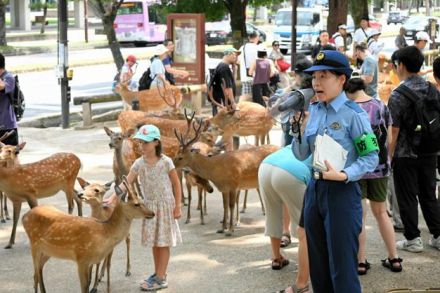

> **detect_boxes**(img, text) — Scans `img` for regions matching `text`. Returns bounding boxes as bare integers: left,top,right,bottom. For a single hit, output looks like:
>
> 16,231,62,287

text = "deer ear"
18,142,26,151
103,126,113,137
104,180,113,191
0,141,4,148
77,177,90,189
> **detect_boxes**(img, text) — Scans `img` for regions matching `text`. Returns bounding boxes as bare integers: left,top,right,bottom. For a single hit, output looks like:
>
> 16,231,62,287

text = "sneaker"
396,237,423,253
141,275,168,291
428,235,440,250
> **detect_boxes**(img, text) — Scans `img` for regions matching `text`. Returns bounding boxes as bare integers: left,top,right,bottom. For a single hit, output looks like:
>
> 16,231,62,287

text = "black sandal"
271,257,289,270
381,257,403,272
273,284,310,293
358,260,371,275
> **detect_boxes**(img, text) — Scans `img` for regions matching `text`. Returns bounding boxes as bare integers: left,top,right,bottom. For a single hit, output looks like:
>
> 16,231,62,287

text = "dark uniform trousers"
304,178,362,293
393,155,440,240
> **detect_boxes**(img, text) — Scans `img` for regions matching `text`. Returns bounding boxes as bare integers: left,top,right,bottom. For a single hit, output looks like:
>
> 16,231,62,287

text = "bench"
32,16,49,26
73,94,121,127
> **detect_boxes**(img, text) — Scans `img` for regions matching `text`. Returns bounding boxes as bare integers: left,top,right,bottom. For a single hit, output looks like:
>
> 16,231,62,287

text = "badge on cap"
330,121,341,130
316,52,325,61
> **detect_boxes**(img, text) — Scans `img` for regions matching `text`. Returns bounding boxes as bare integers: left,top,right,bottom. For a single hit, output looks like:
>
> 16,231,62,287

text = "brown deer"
76,178,132,293
22,177,155,293
115,82,182,112
0,152,82,249
0,130,18,223
183,169,214,225
208,101,273,146
174,121,279,235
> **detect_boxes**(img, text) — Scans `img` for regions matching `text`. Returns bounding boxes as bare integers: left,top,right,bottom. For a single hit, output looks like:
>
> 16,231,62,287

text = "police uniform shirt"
292,91,379,181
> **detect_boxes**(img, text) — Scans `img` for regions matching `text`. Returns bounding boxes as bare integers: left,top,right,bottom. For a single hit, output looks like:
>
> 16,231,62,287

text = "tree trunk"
102,14,124,70
328,0,349,35
349,0,368,29
253,6,257,22
0,2,6,46
40,0,49,34
225,0,248,49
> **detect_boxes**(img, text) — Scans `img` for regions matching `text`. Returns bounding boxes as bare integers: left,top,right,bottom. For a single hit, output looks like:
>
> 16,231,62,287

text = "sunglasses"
392,60,399,68
273,44,280,47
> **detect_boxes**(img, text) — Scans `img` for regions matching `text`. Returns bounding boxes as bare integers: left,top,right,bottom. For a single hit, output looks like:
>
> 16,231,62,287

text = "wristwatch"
313,171,323,180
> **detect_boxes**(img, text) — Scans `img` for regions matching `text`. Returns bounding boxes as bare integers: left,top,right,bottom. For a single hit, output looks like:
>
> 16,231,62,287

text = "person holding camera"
292,50,379,292
0,53,18,146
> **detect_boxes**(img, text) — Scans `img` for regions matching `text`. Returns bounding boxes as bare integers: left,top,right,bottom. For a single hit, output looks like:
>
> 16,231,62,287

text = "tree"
88,0,125,71
349,0,368,29
327,0,349,35
40,0,49,34
0,0,7,46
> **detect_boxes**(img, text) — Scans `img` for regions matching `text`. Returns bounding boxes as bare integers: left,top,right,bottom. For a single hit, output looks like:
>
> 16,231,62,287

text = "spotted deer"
22,177,154,293
0,130,19,223
76,178,132,293
0,152,82,249
174,121,279,235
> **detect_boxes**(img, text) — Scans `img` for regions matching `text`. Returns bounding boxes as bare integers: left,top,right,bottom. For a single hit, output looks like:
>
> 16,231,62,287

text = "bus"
114,0,165,46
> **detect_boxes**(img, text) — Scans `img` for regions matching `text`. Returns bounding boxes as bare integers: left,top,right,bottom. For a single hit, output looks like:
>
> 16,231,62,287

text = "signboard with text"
167,14,205,85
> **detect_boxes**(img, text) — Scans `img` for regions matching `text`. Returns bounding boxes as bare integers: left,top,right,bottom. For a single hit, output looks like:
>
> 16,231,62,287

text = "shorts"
359,177,388,202
252,83,271,107
241,80,252,95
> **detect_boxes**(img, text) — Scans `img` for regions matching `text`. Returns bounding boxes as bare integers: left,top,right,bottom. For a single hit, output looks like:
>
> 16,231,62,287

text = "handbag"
277,59,291,72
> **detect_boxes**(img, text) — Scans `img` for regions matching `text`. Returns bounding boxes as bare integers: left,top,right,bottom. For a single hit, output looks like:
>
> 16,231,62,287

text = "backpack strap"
394,84,419,104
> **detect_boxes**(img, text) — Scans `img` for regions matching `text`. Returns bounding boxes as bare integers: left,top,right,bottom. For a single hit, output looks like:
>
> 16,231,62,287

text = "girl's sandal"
280,233,292,248
273,284,310,293
358,260,371,275
271,257,289,270
382,257,403,272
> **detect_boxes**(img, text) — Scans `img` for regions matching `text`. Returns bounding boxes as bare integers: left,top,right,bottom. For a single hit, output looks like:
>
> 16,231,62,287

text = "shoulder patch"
344,100,364,113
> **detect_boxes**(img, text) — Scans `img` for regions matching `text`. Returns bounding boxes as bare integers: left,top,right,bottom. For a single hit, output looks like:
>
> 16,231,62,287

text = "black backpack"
394,83,440,154
138,68,154,91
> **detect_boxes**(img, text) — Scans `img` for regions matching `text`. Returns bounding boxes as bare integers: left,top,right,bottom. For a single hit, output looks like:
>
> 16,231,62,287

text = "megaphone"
278,88,315,112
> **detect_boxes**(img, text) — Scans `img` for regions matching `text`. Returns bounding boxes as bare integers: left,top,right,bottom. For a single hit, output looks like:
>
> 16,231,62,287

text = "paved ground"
0,122,439,293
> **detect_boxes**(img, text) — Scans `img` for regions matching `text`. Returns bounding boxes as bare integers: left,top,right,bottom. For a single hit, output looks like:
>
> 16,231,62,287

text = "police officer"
292,50,379,293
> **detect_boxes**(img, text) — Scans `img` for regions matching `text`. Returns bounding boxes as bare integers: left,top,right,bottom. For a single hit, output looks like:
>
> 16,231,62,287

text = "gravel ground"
0,123,439,293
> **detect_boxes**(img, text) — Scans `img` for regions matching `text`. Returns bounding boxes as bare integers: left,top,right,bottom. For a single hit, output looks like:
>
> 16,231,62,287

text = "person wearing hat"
367,29,384,57
116,54,138,91
332,24,348,53
105,124,182,291
414,31,434,77
150,44,171,88
248,48,277,107
208,47,240,115
292,50,379,292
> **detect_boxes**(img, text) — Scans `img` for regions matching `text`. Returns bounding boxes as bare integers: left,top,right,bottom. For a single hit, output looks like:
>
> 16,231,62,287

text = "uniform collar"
318,91,347,113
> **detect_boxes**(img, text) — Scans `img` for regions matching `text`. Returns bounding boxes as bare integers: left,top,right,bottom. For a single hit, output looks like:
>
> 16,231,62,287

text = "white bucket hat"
415,31,433,43
153,44,169,56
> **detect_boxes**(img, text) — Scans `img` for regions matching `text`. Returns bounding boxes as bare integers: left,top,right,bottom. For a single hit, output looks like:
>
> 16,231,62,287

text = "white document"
313,133,348,172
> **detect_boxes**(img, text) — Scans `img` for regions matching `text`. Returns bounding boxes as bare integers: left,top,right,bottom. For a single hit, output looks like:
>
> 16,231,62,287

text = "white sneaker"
428,235,440,250
396,237,424,253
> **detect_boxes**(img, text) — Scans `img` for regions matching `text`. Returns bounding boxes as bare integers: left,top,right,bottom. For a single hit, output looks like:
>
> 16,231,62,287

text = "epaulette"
344,100,364,113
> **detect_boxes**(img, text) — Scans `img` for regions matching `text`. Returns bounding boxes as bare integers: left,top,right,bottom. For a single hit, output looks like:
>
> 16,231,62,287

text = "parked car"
205,21,266,45
402,15,440,40
387,11,407,25
368,16,383,31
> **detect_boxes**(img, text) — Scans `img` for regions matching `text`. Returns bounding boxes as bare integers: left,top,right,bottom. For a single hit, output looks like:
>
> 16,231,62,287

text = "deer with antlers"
0,151,82,249
174,115,279,235
22,177,154,293
115,82,182,112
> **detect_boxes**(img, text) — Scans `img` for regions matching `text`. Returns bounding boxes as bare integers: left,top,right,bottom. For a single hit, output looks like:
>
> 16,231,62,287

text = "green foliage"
249,0,285,6
151,0,227,23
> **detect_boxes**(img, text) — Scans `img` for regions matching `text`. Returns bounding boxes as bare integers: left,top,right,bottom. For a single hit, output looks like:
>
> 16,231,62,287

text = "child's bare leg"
152,247,160,274
156,247,170,279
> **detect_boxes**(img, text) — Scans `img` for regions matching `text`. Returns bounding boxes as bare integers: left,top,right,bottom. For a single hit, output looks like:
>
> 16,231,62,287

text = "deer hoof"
225,231,233,237
185,219,190,224
201,221,205,225
125,271,131,277
89,289,98,293
216,229,224,234
240,209,246,214
4,243,12,249
0,219,5,223
235,222,241,227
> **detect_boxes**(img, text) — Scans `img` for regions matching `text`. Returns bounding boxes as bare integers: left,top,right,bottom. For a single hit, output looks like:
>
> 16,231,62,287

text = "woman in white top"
150,44,170,88
367,29,384,57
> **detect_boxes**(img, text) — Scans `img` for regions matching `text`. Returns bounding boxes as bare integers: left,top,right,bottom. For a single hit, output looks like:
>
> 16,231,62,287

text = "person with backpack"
345,77,402,275
150,44,171,88
0,53,18,146
120,55,138,89
388,46,440,253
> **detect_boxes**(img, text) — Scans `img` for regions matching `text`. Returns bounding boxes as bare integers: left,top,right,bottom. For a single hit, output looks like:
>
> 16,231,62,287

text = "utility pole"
58,0,70,128
426,0,431,16
84,0,89,43
291,0,297,66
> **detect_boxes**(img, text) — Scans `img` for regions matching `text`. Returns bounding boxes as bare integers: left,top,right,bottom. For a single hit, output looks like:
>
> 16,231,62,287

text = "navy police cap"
304,50,353,78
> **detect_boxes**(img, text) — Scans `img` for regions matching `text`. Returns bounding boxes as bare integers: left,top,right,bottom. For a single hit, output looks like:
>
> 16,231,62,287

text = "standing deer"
76,177,131,293
0,152,82,249
183,168,214,225
174,120,279,235
0,130,18,223
22,178,155,293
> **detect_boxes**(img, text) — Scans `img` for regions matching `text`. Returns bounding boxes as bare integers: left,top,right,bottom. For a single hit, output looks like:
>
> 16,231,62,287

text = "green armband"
353,133,379,156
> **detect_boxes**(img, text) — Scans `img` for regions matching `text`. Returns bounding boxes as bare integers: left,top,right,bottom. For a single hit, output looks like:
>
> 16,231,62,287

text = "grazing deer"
115,82,182,112
22,177,155,293
208,101,273,146
76,178,132,293
183,169,214,225
0,152,82,249
174,118,279,236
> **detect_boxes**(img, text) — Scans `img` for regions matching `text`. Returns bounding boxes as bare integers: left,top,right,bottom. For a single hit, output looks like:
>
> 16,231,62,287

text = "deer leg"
235,191,240,224
106,250,113,293
203,190,208,216
185,181,191,224
89,263,100,293
198,187,204,225
73,189,83,217
78,264,91,293
256,188,265,215
5,201,22,249
4,194,9,220
125,234,131,277
226,191,236,236
241,190,248,213
178,169,187,206
254,135,259,146
217,192,228,233
0,192,4,223
98,257,107,282
266,133,270,144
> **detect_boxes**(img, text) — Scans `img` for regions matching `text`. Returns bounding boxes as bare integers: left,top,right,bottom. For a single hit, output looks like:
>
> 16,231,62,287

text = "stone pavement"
0,122,439,293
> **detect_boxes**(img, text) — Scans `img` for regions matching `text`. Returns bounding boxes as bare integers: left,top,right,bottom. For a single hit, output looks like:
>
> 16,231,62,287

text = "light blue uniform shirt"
292,91,379,182
262,145,312,185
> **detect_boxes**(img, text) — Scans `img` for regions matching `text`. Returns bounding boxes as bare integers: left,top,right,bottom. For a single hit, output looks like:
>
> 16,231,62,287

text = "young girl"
106,124,182,291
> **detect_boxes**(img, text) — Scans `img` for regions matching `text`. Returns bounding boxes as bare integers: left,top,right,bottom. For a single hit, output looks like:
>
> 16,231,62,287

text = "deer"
22,177,155,293
183,169,214,225
0,152,82,249
115,82,182,112
0,130,18,223
173,116,280,236
76,177,132,293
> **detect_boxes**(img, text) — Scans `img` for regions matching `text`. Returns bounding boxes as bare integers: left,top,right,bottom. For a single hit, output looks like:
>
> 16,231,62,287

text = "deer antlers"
156,78,180,109
174,109,204,149
207,78,236,112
